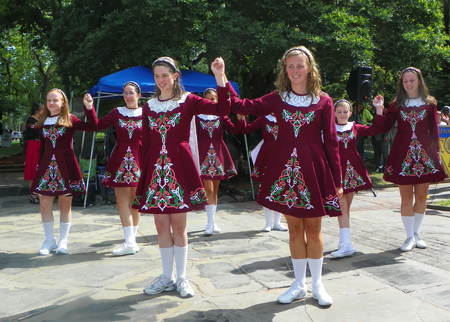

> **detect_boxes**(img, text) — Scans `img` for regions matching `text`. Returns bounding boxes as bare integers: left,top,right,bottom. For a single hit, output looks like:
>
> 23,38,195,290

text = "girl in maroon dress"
133,57,230,298
240,114,288,232
216,46,342,306
32,90,97,256
197,88,244,235
92,81,143,256
23,101,44,204
373,67,447,252
331,99,385,258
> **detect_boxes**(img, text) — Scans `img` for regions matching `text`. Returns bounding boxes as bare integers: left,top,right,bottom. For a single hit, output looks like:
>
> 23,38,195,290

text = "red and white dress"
383,98,446,184
224,83,342,218
241,115,278,181
133,91,231,214
195,115,242,180
336,116,385,194
97,107,143,188
31,109,97,196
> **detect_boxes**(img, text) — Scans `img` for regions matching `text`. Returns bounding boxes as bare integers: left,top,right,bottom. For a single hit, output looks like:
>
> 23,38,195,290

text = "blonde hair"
334,99,353,112
152,56,185,101
37,89,72,127
394,67,435,109
274,46,322,100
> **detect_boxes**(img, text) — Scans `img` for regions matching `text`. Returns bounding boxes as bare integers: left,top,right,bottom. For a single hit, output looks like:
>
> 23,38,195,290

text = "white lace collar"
265,114,277,123
405,98,426,108
280,91,320,107
43,115,59,126
197,114,220,121
336,122,354,132
117,107,142,117
147,92,190,113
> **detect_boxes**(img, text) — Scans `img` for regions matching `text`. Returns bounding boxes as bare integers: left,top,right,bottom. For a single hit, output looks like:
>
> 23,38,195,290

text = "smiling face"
335,103,352,124
285,55,310,93
123,85,141,108
153,65,177,96
402,71,420,98
46,91,64,116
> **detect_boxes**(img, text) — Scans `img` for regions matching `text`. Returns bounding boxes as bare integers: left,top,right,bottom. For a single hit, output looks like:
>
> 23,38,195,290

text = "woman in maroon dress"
240,114,288,232
133,57,230,298
196,88,244,235
32,90,97,256
331,99,385,258
373,67,447,252
216,46,342,306
23,101,44,204
93,81,143,256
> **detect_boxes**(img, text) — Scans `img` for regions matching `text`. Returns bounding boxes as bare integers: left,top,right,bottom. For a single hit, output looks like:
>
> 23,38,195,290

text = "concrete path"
0,171,450,321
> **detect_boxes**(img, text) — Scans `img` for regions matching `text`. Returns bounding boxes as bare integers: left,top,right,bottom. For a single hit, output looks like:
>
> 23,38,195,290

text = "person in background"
374,67,447,252
23,101,44,204
441,106,450,125
196,88,245,236
371,132,389,173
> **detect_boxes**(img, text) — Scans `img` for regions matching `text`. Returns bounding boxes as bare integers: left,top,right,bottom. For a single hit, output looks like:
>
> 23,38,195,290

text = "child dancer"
216,47,342,306
197,88,244,235
241,114,288,232
331,99,385,257
32,90,97,255
133,57,230,298
373,67,447,252
93,81,143,256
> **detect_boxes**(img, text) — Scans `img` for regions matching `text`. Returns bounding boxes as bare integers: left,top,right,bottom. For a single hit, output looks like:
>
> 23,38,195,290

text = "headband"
401,67,420,75
334,99,353,109
50,88,67,102
123,81,141,94
203,88,217,97
152,58,178,72
284,47,311,62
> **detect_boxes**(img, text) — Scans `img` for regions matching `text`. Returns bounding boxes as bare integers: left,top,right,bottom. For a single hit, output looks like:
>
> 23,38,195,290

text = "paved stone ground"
0,170,450,321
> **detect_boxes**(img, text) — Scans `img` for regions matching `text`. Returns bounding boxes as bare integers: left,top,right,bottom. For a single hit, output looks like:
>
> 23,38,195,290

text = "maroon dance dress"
133,91,230,214
195,115,242,180
97,107,142,188
383,98,446,184
336,115,385,194
241,115,278,181
224,83,342,218
31,108,97,196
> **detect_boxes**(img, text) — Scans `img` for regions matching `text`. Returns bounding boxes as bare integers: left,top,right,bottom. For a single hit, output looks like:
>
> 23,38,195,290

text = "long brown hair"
36,89,72,127
152,57,185,101
274,46,322,100
393,67,435,109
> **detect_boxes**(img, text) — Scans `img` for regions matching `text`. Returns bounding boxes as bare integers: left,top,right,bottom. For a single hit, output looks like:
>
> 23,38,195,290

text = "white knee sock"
292,258,307,288
339,228,351,245
59,222,71,242
160,247,174,280
133,226,139,237
307,258,323,286
174,245,188,280
123,226,135,246
401,216,415,238
42,221,54,241
273,211,282,225
263,207,273,227
413,212,425,234
205,205,215,225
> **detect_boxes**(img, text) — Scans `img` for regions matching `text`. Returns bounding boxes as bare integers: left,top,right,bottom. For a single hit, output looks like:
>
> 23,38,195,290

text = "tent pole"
83,92,101,208
243,134,255,200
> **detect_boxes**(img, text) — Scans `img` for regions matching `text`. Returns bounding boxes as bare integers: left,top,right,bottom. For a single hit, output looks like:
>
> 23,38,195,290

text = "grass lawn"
0,140,23,157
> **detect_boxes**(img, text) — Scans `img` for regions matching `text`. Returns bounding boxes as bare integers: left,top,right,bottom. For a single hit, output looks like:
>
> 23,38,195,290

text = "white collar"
43,115,59,125
197,114,220,121
405,98,426,107
147,93,190,113
265,114,277,122
280,92,320,107
336,122,354,132
117,106,142,117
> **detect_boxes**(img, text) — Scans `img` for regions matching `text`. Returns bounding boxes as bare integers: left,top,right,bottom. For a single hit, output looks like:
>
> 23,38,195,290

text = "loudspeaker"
346,66,373,103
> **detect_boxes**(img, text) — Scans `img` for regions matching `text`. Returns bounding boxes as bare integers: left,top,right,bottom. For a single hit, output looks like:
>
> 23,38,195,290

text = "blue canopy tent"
81,66,252,207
